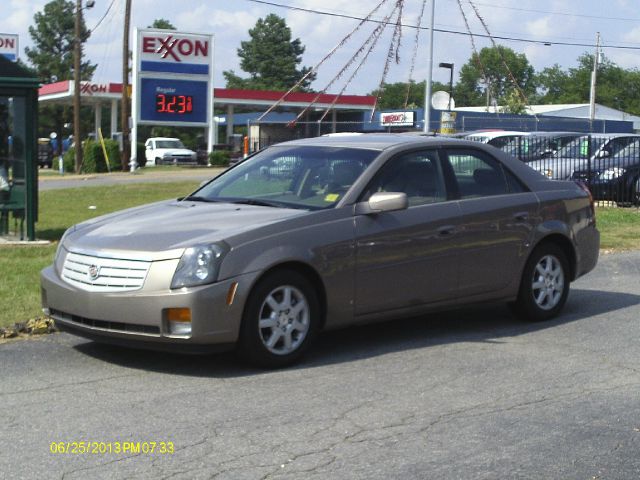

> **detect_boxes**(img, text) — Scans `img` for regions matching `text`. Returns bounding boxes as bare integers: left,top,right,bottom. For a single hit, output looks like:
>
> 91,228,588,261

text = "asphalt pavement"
1,251,640,479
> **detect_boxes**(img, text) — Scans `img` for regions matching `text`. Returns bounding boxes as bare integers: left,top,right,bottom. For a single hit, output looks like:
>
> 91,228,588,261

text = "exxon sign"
138,30,211,76
0,33,19,62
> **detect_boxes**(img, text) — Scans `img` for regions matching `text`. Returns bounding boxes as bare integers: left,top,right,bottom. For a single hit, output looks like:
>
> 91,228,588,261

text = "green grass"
0,181,200,327
596,206,640,251
0,187,638,328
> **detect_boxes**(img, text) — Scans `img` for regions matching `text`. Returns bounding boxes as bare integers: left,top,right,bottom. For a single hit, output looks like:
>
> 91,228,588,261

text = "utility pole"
121,0,132,171
423,0,436,133
73,0,83,173
589,32,601,123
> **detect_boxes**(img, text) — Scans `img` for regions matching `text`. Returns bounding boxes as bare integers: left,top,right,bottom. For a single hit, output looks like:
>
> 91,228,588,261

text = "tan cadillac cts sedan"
41,134,600,367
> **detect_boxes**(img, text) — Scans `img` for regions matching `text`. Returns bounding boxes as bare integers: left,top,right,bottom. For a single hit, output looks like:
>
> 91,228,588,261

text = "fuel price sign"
139,78,208,125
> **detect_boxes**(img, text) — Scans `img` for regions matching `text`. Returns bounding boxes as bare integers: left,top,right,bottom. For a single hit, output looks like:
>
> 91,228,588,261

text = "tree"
25,0,96,150
148,19,176,30
223,14,315,91
369,80,449,110
25,0,95,83
537,53,640,115
454,46,536,108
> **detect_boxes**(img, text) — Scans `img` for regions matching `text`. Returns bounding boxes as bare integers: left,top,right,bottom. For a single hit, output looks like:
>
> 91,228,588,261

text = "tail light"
575,180,596,226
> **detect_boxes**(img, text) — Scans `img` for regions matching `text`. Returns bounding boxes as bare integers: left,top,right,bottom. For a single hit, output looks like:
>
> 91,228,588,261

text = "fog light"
166,308,192,336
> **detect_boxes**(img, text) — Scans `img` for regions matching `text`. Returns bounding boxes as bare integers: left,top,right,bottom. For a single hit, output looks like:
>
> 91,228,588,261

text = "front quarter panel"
219,207,357,329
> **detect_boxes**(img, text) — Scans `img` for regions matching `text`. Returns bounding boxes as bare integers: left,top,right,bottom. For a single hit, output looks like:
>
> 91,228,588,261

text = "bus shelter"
0,56,38,241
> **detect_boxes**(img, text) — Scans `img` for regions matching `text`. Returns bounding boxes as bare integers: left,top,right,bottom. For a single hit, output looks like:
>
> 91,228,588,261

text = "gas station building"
37,81,377,155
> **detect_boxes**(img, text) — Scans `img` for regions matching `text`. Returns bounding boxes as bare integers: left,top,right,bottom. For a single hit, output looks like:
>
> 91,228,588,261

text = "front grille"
62,252,150,293
50,309,160,335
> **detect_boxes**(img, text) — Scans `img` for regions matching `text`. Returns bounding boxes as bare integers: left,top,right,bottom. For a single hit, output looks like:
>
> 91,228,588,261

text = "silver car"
527,134,640,180
41,135,600,367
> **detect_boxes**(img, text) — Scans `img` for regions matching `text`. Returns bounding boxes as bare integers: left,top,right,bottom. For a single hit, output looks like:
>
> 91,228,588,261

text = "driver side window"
361,150,446,207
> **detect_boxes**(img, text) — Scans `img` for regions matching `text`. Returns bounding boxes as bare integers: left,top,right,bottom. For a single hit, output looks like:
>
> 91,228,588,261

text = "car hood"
64,200,306,260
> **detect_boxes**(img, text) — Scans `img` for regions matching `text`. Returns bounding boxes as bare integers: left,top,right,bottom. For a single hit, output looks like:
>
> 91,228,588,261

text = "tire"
512,243,570,322
155,157,161,166
237,270,320,368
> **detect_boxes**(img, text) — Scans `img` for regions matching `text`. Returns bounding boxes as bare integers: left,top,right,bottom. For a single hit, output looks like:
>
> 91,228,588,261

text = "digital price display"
155,94,193,114
139,78,208,125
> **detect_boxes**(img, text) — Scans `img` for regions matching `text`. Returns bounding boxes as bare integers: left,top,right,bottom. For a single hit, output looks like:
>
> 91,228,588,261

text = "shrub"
63,147,75,173
137,142,147,167
61,139,121,173
208,150,230,167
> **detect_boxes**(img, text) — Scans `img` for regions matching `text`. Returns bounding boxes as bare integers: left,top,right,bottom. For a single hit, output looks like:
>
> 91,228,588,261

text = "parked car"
464,130,526,149
41,134,599,367
500,132,582,162
527,134,640,180
144,137,197,166
572,138,640,206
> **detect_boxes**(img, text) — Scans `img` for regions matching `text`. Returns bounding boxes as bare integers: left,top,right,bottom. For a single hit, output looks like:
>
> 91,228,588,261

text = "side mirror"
146,145,152,150
356,192,408,215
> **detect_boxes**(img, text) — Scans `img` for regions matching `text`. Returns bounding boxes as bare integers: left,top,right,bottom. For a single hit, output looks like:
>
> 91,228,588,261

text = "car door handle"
438,225,455,236
513,212,529,222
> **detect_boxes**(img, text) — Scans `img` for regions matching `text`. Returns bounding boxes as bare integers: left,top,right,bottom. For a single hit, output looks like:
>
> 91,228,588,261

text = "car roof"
521,131,581,137
465,131,525,139
275,133,466,151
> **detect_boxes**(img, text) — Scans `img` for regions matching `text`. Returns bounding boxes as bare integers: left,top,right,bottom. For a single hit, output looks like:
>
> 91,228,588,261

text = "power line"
472,1,640,23
89,0,117,33
244,0,640,51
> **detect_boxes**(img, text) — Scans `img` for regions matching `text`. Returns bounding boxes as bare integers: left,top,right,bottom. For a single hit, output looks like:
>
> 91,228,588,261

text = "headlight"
539,168,553,178
171,243,228,289
54,227,74,275
601,167,626,180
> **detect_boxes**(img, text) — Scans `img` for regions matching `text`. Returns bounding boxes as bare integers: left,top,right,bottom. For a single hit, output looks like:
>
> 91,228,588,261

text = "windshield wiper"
228,198,284,208
180,195,219,202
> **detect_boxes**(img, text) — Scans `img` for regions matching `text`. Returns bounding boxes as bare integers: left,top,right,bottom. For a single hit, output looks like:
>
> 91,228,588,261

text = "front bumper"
41,265,259,352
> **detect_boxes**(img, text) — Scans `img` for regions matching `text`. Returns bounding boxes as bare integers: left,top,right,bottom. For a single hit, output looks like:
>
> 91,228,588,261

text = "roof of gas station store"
38,81,377,111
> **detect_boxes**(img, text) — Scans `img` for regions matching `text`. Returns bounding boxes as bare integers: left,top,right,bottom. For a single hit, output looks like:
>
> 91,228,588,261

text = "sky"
2,0,640,99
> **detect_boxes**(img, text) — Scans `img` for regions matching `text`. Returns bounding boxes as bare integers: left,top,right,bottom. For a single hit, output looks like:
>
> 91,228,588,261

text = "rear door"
442,147,539,298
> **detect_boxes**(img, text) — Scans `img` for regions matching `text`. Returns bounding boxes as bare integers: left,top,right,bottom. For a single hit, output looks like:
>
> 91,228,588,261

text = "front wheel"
237,270,320,368
512,244,570,322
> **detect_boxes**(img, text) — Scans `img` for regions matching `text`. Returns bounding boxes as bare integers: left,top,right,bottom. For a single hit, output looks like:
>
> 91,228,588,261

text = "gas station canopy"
38,80,377,140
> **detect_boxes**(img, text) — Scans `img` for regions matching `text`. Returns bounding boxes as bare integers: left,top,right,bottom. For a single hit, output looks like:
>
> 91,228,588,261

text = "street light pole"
589,32,601,124
73,0,83,173
423,0,436,133
121,0,131,171
439,62,454,110
73,0,94,173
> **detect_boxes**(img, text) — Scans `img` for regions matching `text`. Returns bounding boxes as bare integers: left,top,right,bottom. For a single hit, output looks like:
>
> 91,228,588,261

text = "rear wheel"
237,270,320,368
512,244,570,322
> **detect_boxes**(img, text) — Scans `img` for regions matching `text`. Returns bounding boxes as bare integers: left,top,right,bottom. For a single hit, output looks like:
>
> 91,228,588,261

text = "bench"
0,182,26,239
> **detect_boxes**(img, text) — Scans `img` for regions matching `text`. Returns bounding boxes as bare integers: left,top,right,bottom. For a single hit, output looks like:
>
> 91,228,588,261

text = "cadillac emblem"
88,265,101,281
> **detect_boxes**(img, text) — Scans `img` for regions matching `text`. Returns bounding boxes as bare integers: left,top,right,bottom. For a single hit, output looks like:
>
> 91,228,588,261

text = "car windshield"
189,145,378,210
156,140,185,149
611,139,640,160
555,136,608,159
